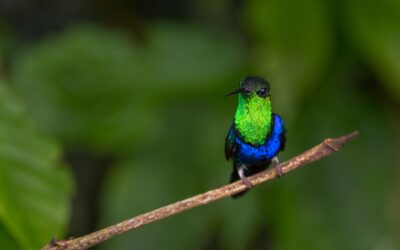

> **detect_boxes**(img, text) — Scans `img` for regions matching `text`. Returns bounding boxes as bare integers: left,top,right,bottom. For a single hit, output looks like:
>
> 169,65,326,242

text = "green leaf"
10,25,150,153
0,82,72,250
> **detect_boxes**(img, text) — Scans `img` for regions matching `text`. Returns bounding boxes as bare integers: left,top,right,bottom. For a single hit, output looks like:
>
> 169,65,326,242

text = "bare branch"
43,131,359,250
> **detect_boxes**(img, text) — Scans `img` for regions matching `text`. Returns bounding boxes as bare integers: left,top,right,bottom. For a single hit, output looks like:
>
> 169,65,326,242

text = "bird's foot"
241,176,253,189
237,165,253,189
272,157,284,177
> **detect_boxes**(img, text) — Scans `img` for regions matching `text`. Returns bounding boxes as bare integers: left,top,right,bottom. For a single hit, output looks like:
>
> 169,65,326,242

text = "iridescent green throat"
234,94,272,145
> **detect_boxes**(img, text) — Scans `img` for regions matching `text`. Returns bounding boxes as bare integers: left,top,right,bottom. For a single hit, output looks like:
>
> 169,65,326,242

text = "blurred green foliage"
344,0,400,100
0,0,400,250
11,24,244,155
0,82,72,249
246,0,332,115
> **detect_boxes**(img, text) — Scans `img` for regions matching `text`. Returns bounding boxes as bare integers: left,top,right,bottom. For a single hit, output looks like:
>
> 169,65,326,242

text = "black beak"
226,87,248,97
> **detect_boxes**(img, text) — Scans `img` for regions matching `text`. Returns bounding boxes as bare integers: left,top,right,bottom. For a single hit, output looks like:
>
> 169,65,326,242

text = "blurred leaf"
10,25,150,153
10,23,244,155
344,0,400,101
0,82,72,250
245,0,332,117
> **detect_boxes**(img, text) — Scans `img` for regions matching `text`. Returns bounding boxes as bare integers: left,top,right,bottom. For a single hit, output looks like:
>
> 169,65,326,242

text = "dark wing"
272,113,287,152
224,125,237,161
279,118,287,151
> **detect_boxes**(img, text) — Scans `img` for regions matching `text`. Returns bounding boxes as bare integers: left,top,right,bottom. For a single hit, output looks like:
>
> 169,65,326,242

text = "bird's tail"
230,163,269,199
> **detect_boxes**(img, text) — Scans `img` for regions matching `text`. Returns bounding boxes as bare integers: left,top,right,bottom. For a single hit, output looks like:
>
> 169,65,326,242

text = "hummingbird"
225,76,286,197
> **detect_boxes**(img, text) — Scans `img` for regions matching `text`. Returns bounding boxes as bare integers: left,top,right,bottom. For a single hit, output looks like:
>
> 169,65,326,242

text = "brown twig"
43,131,359,250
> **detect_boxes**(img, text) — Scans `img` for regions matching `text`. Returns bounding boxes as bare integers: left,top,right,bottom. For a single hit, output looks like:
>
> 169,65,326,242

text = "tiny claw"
237,165,253,188
275,164,284,177
272,157,284,177
241,176,253,189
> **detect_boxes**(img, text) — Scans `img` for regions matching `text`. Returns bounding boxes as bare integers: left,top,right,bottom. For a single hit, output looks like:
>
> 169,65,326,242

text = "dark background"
0,0,399,249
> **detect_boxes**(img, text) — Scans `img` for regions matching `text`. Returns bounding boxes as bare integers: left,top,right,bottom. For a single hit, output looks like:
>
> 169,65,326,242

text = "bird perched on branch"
225,76,286,197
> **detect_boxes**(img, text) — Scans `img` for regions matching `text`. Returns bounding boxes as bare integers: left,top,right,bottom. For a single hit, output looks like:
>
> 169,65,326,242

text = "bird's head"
226,76,270,101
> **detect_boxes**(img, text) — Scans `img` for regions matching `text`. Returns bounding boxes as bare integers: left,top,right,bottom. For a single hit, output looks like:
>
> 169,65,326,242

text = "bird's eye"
257,88,267,98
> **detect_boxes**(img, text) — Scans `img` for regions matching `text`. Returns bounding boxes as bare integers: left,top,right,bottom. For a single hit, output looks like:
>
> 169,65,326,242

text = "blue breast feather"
235,114,284,164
